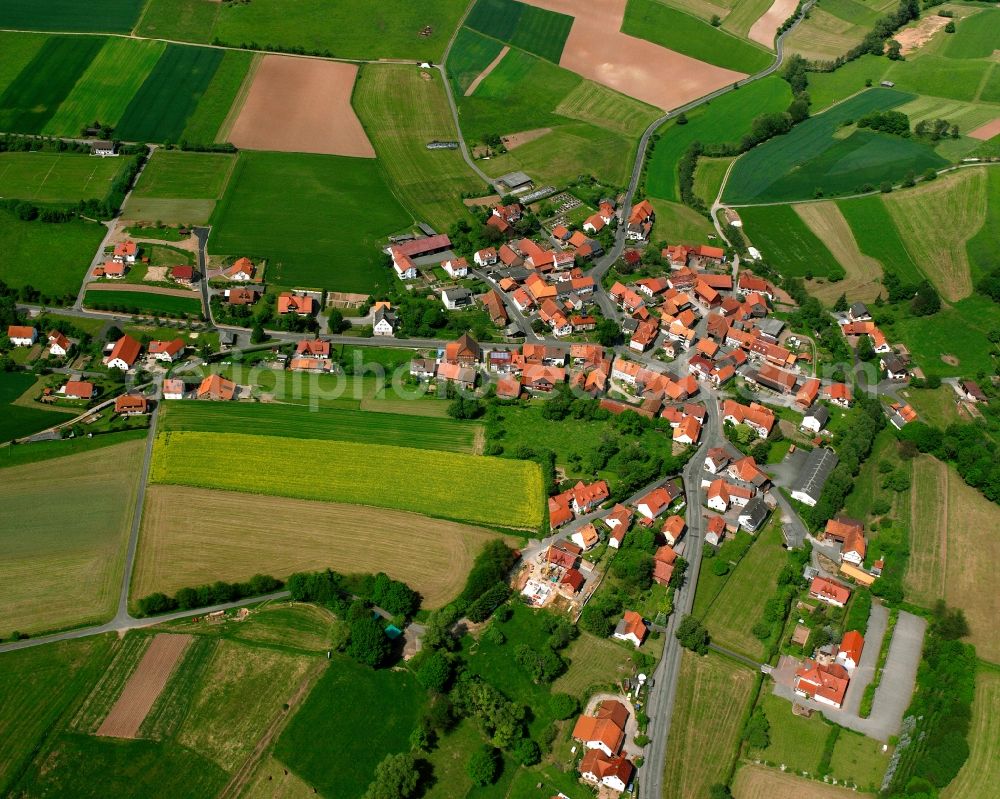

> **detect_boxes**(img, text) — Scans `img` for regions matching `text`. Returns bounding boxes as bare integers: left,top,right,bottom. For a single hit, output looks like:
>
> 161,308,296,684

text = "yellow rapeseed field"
150,431,543,529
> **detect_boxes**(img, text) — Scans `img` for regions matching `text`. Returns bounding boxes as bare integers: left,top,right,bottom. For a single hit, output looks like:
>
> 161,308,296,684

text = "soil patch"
941,354,960,366
96,634,192,738
502,127,553,150
795,201,883,304
967,117,1000,141
464,193,501,207
733,764,869,798
748,0,799,49
144,266,169,282
227,55,375,157
521,0,746,111
465,45,509,96
893,15,950,55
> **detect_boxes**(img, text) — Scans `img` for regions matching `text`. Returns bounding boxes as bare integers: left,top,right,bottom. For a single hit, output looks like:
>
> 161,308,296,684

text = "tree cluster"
856,110,911,136
897,420,1000,505
675,615,710,654
136,573,283,616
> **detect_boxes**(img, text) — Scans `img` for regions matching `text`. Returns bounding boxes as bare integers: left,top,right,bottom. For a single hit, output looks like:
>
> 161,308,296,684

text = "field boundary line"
216,53,262,144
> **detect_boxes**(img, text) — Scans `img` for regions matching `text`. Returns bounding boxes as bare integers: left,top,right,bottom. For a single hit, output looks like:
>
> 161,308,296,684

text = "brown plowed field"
748,0,798,48
522,0,745,111
968,118,1000,141
227,55,375,157
133,486,513,608
96,634,192,738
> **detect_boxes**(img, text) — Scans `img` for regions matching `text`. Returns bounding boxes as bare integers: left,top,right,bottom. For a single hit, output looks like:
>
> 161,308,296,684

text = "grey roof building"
790,447,839,507
738,496,770,533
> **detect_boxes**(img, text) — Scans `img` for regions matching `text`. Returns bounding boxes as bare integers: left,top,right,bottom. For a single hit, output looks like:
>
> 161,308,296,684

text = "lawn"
966,165,1000,280
210,151,410,293
837,194,924,286
739,203,843,279
884,55,991,104
274,655,425,799
42,37,166,137
551,630,637,697
150,431,544,528
892,295,1000,379
177,639,315,772
883,167,987,301
353,64,484,231
904,386,963,430
622,0,774,74
136,0,222,44
644,76,792,201
662,650,757,799
0,151,125,205
0,0,145,32
83,288,203,317
212,0,467,62
905,456,1000,664
725,89,948,204
747,692,830,773
159,401,478,453
132,485,512,607
649,198,716,244
0,439,143,636
221,603,338,654
1,213,104,301
692,531,755,617
702,520,786,660
0,35,104,134
732,763,877,799
553,80,661,138
465,0,573,63
0,636,112,794
115,44,224,143
694,156,735,206
180,49,254,145
829,728,891,790
16,734,228,799
942,668,1000,798
0,372,69,442
806,54,890,112
944,8,1000,59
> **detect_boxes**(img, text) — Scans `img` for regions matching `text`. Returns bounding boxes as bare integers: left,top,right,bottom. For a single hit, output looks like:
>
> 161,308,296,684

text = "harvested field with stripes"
96,634,192,739
795,201,883,304
133,485,512,607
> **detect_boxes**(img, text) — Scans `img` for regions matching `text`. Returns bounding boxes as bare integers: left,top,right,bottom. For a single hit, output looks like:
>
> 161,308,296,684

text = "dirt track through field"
465,45,509,96
228,55,375,157
748,0,798,48
96,634,191,738
521,0,746,111
968,117,1000,141
893,14,950,55
795,201,883,303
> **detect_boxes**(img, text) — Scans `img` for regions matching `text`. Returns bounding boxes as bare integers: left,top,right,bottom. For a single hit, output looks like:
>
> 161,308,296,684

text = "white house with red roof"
794,660,850,708
106,335,141,370
635,484,679,521
443,257,468,278
836,631,864,671
113,240,137,264
474,247,497,267
809,576,851,607
580,750,634,793
7,325,37,347
148,338,186,363
226,257,256,281
47,330,71,357
612,611,647,648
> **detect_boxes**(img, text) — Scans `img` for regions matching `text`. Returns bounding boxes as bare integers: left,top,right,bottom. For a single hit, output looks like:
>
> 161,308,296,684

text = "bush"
549,693,579,720
417,651,453,693
744,708,770,749
711,559,731,576
675,615,709,654
461,540,517,604
514,737,540,766
467,746,500,786
466,582,511,623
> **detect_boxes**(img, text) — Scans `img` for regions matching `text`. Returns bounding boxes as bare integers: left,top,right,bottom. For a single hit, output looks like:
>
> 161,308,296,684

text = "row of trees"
136,573,283,616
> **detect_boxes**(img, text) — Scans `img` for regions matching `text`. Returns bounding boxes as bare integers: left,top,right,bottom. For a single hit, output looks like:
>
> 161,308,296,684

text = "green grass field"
805,54,889,112
786,0,897,61
0,636,111,795
354,64,484,231
895,295,999,379
151,431,544,528
724,89,947,204
124,149,235,224
465,0,573,63
179,49,253,145
739,204,843,278
701,520,786,660
274,656,425,799
447,27,506,96
159,401,479,453
136,0,222,44
210,151,410,293
837,195,924,285
0,209,105,300
694,156,734,206
662,651,757,799
19,734,228,798
748,692,830,772
0,439,143,636
43,38,166,137
944,9,1000,59
70,634,151,734
178,639,315,772
0,372,65,445
554,79,661,137
83,289,203,317
649,198,715,243
211,0,467,62
0,0,145,32
0,32,51,98
829,728,891,790
0,430,148,471
622,0,773,74
966,164,1000,281
0,35,104,134
644,76,792,201
115,44,224,143
884,55,991,104
0,151,124,204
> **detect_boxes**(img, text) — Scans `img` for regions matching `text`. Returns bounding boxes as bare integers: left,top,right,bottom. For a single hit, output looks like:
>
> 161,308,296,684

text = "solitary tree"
467,746,500,787
363,753,420,799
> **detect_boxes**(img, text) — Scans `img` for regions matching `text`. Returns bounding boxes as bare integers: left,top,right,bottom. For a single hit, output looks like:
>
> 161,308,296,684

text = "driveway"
771,610,925,742
839,602,888,717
